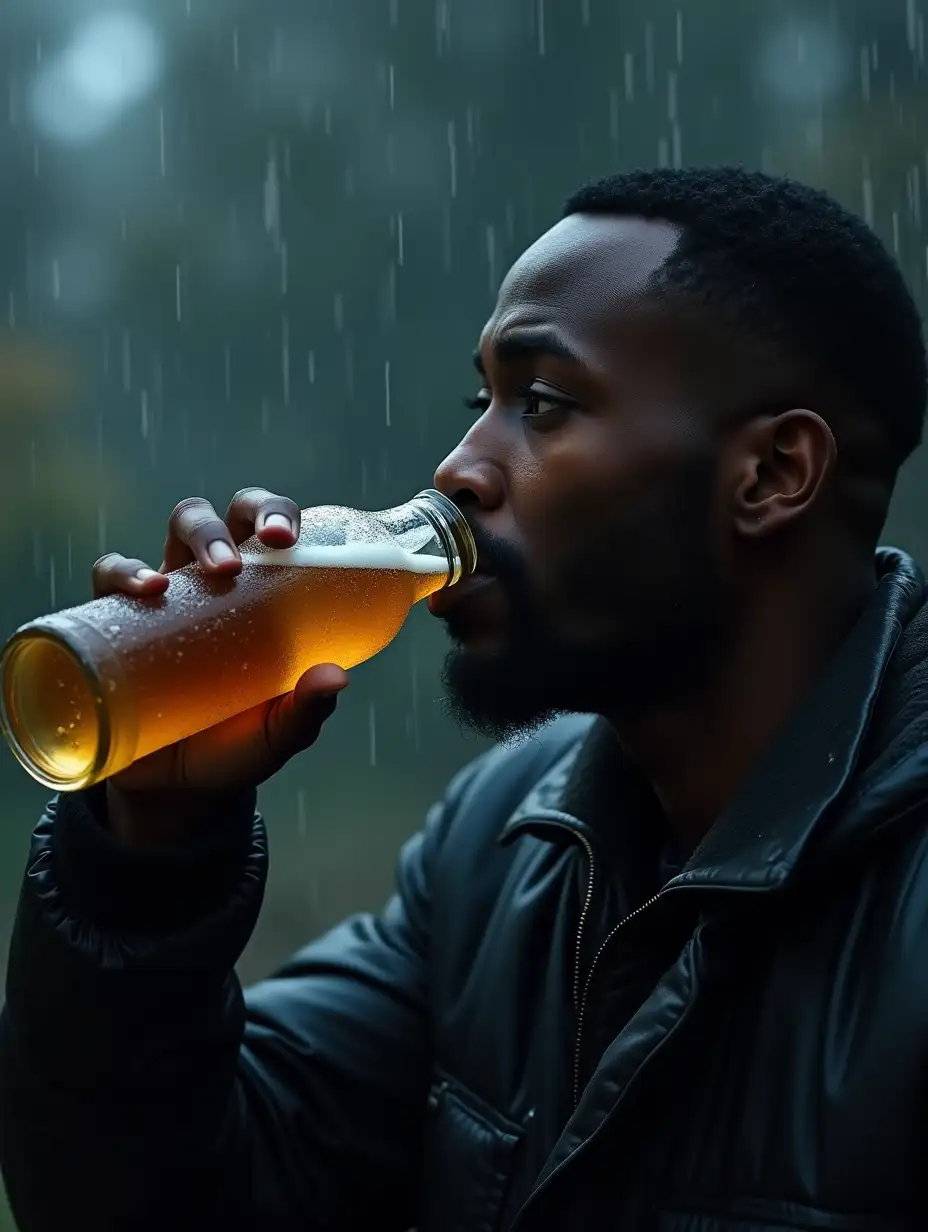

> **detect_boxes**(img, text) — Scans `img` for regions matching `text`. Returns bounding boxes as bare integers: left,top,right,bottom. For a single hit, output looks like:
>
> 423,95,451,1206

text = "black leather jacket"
3,549,928,1232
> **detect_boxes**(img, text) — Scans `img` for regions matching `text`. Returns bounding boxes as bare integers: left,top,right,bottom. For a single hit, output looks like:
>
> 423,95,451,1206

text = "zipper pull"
428,1080,449,1111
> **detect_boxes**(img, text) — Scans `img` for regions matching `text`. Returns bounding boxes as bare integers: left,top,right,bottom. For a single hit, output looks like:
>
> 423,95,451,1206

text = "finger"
263,664,349,765
92,553,169,599
162,496,241,574
224,487,301,549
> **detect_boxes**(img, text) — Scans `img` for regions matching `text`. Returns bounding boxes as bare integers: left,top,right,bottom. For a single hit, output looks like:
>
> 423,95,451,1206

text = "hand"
91,488,349,845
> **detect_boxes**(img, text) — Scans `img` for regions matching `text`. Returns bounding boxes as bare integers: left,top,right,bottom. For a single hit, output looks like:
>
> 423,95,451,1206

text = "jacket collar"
500,548,926,894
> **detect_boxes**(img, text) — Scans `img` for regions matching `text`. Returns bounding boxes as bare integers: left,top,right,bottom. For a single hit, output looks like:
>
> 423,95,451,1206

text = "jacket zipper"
530,817,665,1110
572,888,663,1109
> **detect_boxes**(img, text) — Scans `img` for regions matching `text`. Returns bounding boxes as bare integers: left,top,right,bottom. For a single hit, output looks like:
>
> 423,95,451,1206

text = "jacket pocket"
417,1072,523,1232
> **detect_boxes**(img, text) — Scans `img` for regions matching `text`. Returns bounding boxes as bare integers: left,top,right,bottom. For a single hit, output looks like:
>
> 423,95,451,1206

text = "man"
2,166,927,1231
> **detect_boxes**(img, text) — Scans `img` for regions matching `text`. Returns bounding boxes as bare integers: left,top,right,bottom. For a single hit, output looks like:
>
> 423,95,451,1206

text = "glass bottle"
0,489,475,790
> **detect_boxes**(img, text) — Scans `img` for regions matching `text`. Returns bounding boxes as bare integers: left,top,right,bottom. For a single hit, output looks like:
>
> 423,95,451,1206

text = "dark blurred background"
0,0,926,1223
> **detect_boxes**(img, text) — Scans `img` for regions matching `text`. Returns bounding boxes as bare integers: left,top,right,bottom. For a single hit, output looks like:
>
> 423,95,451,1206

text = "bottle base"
0,628,109,790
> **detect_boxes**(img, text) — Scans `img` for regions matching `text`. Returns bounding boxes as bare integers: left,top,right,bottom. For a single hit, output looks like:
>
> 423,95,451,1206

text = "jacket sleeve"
0,766,470,1232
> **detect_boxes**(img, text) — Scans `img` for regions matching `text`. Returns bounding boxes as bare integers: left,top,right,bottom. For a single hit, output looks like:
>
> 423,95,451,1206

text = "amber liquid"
1,541,448,789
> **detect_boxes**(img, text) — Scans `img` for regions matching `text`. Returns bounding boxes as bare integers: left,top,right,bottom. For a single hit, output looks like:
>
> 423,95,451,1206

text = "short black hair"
563,166,927,487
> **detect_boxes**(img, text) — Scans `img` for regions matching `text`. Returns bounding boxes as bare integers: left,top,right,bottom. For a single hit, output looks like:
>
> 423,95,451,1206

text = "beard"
441,453,730,744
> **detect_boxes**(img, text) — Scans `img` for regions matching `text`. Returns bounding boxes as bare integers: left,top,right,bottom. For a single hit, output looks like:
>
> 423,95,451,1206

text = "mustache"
464,521,530,590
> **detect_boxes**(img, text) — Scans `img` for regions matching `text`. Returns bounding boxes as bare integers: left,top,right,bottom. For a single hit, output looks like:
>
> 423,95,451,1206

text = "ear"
731,409,837,539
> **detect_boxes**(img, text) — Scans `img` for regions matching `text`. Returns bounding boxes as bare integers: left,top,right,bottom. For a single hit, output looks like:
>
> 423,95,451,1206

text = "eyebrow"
472,328,585,376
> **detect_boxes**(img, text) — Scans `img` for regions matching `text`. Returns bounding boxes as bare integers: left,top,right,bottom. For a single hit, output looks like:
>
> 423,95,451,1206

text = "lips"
427,572,498,619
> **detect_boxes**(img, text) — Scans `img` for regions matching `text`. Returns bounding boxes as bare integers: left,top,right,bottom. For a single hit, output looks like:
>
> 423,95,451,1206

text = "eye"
521,386,577,427
463,390,492,415
462,385,578,427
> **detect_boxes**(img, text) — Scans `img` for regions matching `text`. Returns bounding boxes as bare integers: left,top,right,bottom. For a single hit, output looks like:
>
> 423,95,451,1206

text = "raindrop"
388,63,396,110
49,556,56,608
486,223,497,296
389,0,399,25
264,150,281,245
676,10,684,62
232,27,239,71
51,258,60,300
308,350,316,384
175,264,183,322
7,290,15,328
436,0,450,56
667,71,677,122
645,21,655,93
860,46,871,101
282,317,290,404
396,211,405,266
537,0,546,56
385,360,392,426
447,120,458,198
158,106,166,176
581,0,590,27
861,156,874,226
465,104,477,152
907,165,921,226
141,389,149,438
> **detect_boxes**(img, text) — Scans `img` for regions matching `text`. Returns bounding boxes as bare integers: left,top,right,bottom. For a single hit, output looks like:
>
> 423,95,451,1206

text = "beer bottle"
0,489,476,790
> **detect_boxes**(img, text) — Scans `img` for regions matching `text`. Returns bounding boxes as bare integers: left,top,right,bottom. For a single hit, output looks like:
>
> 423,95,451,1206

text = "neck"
608,562,876,853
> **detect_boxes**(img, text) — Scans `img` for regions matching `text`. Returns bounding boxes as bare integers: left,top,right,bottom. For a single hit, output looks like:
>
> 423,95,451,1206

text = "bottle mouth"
413,490,478,587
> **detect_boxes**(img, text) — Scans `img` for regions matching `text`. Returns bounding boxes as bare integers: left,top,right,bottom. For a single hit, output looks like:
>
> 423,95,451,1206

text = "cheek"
512,413,712,599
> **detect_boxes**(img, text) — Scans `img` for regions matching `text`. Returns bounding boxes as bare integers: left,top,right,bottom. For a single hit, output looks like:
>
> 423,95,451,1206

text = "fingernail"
207,540,239,565
135,567,161,581
262,513,293,534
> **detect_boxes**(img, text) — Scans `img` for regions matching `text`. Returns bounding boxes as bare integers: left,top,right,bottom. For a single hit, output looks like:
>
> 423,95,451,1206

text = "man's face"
431,213,735,741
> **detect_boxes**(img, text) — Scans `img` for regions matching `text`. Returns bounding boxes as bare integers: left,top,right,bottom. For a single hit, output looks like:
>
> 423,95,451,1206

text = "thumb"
263,663,350,767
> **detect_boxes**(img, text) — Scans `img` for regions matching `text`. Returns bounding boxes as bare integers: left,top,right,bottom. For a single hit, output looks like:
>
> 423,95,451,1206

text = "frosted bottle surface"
0,490,475,790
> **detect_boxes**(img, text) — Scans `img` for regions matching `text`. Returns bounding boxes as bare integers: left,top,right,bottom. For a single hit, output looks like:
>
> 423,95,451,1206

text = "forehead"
486,214,682,353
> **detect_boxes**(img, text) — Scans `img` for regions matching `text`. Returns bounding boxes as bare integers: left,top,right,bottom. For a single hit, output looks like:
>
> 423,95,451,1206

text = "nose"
433,427,505,514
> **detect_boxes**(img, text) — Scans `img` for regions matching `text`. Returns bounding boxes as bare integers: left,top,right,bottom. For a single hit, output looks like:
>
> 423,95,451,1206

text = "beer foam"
246,541,449,575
